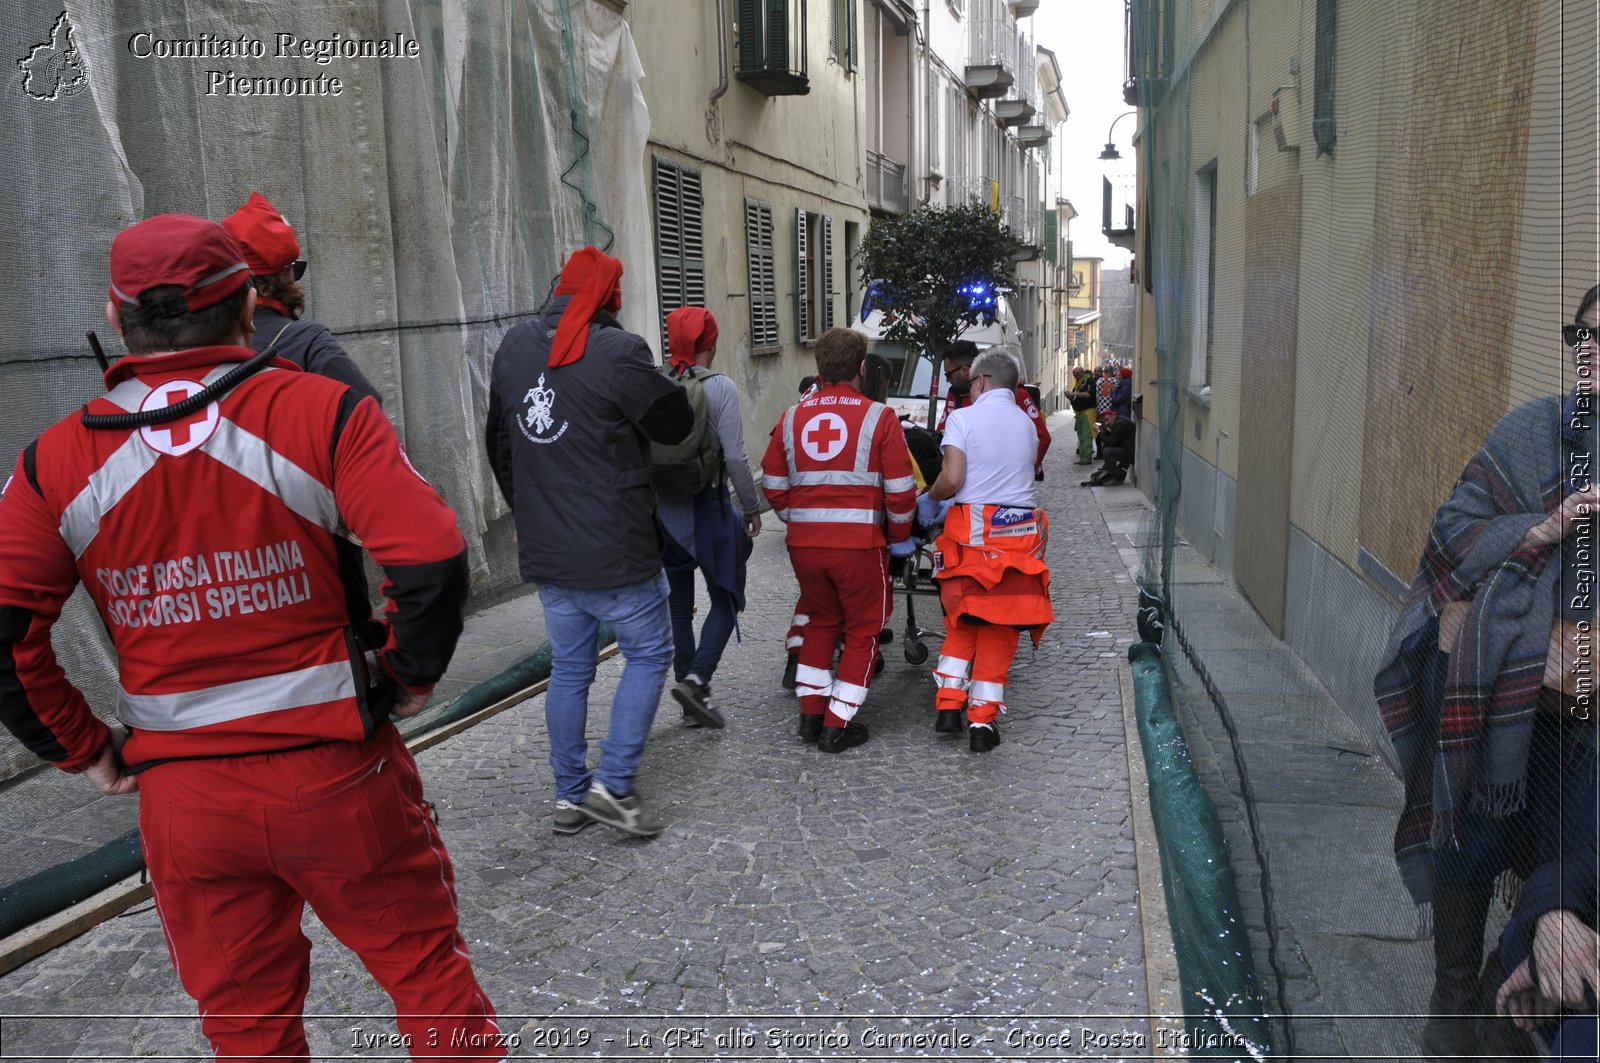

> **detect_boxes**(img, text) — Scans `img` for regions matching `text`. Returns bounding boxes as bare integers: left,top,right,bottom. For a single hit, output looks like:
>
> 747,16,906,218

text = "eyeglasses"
943,367,968,381
1564,324,1595,346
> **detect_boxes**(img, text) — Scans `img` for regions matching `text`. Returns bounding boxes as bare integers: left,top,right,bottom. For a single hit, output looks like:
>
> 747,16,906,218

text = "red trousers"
138,725,504,1062
788,546,891,725
934,621,1021,725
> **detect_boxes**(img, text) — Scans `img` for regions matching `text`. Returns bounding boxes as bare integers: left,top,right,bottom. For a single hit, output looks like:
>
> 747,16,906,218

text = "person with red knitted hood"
485,246,692,837
658,307,762,729
0,214,502,1059
222,191,381,405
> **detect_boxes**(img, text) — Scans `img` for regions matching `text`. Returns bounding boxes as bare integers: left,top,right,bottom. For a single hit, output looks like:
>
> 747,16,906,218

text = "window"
737,0,809,95
828,0,858,72
745,199,779,351
1191,162,1217,388
652,158,705,353
795,210,835,342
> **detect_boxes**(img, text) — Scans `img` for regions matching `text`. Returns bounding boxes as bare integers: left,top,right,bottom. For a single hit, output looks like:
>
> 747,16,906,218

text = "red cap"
1118,367,1133,377
666,306,718,373
108,214,251,313
222,191,301,276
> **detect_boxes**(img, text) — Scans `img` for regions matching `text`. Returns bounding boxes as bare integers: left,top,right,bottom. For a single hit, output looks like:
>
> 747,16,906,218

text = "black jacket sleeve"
484,388,515,508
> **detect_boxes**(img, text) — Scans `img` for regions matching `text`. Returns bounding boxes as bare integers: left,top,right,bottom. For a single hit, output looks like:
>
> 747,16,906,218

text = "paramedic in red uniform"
927,348,1055,752
0,215,503,1061
937,339,1051,478
761,328,917,752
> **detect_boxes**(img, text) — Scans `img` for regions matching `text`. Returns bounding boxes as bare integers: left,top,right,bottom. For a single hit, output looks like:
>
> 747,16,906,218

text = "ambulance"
855,283,1021,429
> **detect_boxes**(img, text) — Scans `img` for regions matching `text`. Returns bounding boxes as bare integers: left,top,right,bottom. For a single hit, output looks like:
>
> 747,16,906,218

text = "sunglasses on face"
1564,324,1595,346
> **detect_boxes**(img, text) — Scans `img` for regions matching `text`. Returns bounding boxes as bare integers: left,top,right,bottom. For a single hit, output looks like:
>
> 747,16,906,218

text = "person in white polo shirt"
925,349,1055,752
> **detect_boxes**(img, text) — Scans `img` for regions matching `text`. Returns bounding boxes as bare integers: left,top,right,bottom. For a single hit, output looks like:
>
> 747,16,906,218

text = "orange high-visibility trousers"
933,621,1020,724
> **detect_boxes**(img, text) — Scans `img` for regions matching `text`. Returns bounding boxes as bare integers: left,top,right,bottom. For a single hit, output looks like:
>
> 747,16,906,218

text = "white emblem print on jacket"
518,373,570,444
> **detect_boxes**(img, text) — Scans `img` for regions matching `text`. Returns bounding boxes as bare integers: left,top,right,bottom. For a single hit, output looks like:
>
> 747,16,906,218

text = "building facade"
1124,0,1599,746
625,0,1071,441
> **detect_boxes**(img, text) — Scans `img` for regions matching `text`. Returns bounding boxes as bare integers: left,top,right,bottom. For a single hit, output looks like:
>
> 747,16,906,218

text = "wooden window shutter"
829,0,839,60
822,216,835,330
738,0,763,71
794,208,810,341
653,158,684,352
745,199,778,349
653,159,705,353
846,0,858,73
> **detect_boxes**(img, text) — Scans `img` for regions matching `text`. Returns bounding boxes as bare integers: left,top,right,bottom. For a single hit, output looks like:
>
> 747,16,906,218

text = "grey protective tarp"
0,0,655,780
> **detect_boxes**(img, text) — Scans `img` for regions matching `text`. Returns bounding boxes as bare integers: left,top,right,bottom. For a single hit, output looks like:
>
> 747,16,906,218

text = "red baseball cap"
222,191,302,276
108,214,251,313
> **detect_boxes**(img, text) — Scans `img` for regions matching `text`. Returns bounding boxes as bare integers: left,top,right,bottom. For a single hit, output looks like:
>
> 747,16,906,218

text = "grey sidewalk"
0,419,1163,1060
1097,481,1435,1058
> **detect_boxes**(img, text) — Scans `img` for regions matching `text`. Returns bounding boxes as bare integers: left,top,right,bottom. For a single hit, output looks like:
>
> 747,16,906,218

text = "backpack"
650,366,723,496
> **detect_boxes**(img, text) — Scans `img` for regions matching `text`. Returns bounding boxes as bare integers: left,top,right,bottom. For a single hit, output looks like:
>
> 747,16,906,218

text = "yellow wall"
1143,0,1592,578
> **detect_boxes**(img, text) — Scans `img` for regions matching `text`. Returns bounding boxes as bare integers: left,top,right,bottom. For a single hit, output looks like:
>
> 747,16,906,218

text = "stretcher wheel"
904,640,929,665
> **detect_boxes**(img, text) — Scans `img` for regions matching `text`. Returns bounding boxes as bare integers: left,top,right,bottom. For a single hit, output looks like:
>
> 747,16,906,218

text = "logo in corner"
19,12,88,101
517,374,569,445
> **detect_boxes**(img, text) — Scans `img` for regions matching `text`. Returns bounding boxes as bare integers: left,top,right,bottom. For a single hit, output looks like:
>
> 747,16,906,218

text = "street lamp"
1099,111,1137,160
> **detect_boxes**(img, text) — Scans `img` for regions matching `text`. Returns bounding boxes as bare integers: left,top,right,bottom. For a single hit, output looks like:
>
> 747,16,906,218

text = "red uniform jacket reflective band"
939,386,1052,471
934,502,1054,646
0,345,468,772
760,384,918,550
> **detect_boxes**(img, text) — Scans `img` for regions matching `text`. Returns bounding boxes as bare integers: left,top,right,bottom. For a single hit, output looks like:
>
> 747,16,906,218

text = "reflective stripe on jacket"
0,345,468,770
760,384,917,550
934,502,1054,642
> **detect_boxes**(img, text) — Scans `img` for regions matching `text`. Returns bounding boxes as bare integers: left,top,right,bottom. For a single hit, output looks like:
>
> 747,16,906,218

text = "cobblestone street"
0,423,1156,1060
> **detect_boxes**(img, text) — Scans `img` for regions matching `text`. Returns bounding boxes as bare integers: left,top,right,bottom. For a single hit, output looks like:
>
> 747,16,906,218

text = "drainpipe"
918,0,932,205
709,0,729,103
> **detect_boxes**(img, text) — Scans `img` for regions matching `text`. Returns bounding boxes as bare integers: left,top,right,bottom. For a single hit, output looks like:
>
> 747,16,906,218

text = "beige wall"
1143,0,1593,580
627,1,872,451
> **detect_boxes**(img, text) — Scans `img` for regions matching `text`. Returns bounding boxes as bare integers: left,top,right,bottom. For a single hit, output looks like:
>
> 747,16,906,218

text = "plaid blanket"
1375,396,1570,904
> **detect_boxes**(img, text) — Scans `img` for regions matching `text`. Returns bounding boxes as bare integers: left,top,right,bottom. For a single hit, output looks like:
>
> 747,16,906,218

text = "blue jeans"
664,541,737,684
536,571,673,803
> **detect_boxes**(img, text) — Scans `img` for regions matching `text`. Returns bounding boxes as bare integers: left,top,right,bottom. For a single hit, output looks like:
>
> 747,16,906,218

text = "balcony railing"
1001,197,1042,252
996,36,1038,126
866,149,908,213
953,175,998,209
965,15,1017,97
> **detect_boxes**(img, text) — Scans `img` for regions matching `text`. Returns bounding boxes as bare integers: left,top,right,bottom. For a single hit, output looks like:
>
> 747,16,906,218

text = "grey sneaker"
671,679,725,729
579,782,663,837
553,799,592,835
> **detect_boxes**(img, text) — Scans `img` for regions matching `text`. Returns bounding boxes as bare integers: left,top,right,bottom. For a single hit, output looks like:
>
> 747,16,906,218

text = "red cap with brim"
222,191,301,276
109,214,251,313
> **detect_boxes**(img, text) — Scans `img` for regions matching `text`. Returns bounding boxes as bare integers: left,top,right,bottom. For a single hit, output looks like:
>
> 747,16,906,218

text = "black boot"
1421,885,1491,1062
797,713,823,743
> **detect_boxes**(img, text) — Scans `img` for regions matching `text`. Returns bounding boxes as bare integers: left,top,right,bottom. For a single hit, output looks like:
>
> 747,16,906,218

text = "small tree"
857,202,1019,405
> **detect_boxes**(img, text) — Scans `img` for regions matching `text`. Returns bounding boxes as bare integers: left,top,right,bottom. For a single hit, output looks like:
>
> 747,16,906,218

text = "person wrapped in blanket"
923,349,1054,752
1374,283,1599,1060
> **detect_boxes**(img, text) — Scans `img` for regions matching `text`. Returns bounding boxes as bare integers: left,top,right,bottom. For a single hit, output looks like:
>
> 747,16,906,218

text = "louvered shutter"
794,208,809,341
846,0,858,73
745,199,778,349
829,0,839,60
822,216,835,330
653,159,705,352
738,0,762,71
768,0,789,72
